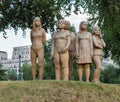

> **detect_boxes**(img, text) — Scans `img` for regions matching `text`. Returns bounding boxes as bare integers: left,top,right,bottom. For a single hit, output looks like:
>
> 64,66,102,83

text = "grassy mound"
0,80,120,102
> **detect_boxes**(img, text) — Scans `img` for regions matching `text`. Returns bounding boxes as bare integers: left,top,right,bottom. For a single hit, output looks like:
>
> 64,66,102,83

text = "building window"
14,65,17,68
14,48,17,51
1,57,3,60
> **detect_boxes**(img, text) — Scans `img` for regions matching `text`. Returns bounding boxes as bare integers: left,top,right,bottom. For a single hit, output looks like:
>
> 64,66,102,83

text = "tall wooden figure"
92,26,106,83
51,20,71,80
76,21,93,82
65,20,76,80
30,17,46,80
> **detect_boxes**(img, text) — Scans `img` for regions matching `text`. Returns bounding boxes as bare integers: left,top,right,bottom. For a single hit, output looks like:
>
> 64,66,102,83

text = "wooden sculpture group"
30,17,106,83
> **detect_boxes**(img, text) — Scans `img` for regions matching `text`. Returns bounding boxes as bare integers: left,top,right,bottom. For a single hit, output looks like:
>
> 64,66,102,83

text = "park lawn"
0,80,120,102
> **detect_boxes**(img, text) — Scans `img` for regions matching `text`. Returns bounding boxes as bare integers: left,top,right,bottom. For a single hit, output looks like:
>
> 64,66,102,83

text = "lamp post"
18,54,23,80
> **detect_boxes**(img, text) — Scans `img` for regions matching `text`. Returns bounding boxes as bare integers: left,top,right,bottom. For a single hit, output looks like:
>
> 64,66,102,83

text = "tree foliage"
0,64,7,80
6,68,17,80
22,61,32,80
44,39,55,79
0,0,80,36
100,65,120,84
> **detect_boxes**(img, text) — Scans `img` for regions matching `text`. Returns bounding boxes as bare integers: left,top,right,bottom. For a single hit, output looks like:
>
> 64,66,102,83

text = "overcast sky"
0,13,89,59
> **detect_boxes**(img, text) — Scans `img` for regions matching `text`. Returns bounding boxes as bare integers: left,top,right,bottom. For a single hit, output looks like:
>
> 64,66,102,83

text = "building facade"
0,45,31,75
0,51,8,60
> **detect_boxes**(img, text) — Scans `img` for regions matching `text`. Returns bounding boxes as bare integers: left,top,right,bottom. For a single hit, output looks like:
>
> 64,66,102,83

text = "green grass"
0,80,120,102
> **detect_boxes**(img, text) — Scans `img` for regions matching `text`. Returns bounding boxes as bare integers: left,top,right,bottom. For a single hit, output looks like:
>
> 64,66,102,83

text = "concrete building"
0,51,8,60
0,45,31,75
12,45,31,61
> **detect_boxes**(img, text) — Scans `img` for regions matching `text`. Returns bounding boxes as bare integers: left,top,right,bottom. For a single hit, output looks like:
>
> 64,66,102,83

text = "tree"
0,0,80,38
44,39,55,79
22,61,32,80
100,65,120,84
0,64,7,80
6,68,17,80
